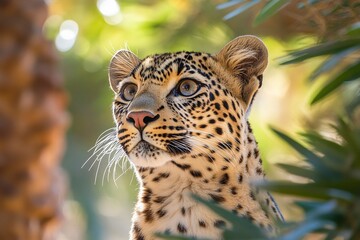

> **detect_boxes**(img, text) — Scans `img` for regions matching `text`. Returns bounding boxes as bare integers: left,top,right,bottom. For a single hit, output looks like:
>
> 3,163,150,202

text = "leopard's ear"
216,35,268,112
109,50,140,93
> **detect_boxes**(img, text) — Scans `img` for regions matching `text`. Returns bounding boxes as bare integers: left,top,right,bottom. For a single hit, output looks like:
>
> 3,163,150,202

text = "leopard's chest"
131,187,225,240
128,147,276,240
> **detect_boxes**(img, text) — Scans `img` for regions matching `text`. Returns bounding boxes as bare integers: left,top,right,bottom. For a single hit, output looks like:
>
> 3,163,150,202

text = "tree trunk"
0,0,68,239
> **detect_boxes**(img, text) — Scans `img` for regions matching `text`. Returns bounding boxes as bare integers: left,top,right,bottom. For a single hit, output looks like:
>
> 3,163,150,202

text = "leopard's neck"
130,127,277,240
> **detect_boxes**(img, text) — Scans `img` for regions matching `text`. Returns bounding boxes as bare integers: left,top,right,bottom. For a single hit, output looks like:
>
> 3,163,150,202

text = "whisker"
86,127,127,185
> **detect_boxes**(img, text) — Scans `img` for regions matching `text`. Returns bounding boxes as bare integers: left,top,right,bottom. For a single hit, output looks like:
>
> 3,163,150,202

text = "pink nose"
126,111,157,130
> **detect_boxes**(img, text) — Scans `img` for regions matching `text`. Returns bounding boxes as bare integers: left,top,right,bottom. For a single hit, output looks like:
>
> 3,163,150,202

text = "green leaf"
157,234,197,240
256,181,354,201
271,128,318,161
277,163,315,179
270,127,337,178
222,230,269,240
279,220,333,240
279,38,360,65
309,47,360,81
303,201,337,220
301,132,348,171
294,201,324,212
192,196,268,238
217,0,245,10
254,0,290,26
223,0,260,20
311,60,360,104
335,118,360,162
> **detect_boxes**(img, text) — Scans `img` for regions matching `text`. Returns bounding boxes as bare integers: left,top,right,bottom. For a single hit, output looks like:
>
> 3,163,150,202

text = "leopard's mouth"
129,137,192,155
128,140,171,167
133,140,159,155
127,138,192,167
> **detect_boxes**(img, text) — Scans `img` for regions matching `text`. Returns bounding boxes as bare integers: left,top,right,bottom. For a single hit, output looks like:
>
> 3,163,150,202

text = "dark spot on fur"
254,149,259,158
157,209,167,218
171,161,191,170
209,194,225,203
207,156,215,163
208,119,216,124
132,223,145,240
215,127,223,135
238,174,243,183
142,188,152,203
214,103,221,110
214,220,226,228
222,100,229,110
157,105,165,111
181,207,186,216
154,196,167,204
199,220,206,228
239,155,244,163
152,172,170,182
236,204,243,210
190,170,202,178
177,223,187,233
143,208,154,223
219,173,229,184
250,191,256,201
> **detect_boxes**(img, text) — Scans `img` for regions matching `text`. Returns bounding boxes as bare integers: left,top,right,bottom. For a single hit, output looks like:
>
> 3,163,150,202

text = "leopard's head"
109,36,267,168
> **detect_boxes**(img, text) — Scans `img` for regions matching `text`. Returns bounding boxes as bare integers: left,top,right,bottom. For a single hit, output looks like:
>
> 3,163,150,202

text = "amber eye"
120,83,138,101
177,79,201,97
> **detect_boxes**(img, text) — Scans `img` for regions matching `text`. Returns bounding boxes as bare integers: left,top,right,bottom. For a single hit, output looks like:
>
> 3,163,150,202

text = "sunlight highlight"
97,0,120,17
55,20,79,52
97,0,123,25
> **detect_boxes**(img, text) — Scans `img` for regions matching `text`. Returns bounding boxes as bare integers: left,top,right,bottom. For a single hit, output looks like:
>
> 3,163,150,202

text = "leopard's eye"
177,79,201,97
120,83,138,101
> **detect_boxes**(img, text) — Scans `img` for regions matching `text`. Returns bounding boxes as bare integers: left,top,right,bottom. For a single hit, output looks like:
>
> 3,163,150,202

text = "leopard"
108,35,283,240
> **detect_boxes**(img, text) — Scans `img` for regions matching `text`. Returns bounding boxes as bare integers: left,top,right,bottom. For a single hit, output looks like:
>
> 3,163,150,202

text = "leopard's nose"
126,111,159,131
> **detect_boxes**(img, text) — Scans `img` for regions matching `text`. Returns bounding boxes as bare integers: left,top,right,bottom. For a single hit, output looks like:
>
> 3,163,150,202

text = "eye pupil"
183,84,190,91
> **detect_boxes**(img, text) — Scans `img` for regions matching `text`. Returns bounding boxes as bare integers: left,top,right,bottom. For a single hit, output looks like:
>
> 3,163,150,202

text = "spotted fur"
108,36,283,240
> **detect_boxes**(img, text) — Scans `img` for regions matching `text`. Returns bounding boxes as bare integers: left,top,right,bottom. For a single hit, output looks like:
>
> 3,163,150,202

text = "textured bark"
0,0,68,239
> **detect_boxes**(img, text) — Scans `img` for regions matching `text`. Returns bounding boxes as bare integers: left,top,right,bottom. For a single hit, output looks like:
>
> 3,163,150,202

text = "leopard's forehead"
132,51,213,83
143,51,212,68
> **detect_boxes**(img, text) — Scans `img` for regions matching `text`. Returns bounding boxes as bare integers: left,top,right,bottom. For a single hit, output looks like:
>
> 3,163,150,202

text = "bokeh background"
1,0,358,240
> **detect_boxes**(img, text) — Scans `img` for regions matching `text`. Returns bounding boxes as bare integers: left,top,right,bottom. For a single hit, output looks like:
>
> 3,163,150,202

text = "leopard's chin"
128,140,173,167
